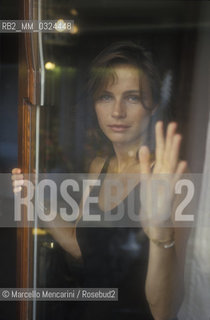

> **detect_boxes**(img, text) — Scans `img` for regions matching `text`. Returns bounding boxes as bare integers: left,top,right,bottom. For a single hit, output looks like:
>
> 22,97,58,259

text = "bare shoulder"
89,156,107,174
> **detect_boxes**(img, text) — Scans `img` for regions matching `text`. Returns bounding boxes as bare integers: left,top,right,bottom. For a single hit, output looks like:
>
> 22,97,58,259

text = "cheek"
95,106,108,125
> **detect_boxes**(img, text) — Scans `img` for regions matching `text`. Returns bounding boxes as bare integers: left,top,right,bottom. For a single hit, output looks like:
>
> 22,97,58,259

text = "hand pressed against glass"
139,122,188,240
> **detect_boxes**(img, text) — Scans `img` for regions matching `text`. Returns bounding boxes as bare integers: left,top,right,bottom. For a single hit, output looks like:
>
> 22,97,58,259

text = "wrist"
145,227,175,249
146,226,174,240
149,237,175,249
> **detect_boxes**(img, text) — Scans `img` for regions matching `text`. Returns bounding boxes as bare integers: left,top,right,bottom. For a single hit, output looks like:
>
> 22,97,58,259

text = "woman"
12,42,187,320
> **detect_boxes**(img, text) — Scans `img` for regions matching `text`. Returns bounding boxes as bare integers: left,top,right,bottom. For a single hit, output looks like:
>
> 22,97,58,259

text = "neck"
112,140,143,173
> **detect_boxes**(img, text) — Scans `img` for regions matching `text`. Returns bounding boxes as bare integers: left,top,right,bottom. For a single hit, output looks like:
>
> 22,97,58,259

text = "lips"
108,124,130,132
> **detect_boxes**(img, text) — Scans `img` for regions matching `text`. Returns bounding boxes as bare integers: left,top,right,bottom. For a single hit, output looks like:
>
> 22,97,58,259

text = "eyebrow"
100,90,140,95
100,90,112,94
123,90,140,95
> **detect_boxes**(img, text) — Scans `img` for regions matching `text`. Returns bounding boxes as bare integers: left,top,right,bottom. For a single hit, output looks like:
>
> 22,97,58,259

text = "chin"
106,134,127,143
109,137,135,146
103,129,142,146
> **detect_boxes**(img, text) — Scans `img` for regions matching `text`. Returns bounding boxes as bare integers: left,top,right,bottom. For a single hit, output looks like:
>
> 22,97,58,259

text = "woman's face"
94,64,153,148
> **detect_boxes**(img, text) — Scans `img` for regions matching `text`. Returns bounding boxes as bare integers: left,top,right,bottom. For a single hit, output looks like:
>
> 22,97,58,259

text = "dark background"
0,1,18,319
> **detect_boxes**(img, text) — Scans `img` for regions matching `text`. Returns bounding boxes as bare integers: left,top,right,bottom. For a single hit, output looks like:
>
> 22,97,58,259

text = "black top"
76,158,153,320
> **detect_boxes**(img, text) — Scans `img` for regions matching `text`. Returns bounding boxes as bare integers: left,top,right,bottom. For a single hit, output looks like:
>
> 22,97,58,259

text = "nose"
111,99,126,119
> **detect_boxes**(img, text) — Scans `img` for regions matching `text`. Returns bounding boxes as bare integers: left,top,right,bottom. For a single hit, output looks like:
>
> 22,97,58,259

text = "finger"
11,174,24,181
155,121,165,166
12,180,24,188
139,146,151,174
173,161,188,185
164,122,178,161
169,134,182,171
13,186,22,193
12,168,21,174
176,161,188,175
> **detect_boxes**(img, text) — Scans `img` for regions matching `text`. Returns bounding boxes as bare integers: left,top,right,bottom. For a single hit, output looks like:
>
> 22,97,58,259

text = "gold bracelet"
150,238,175,249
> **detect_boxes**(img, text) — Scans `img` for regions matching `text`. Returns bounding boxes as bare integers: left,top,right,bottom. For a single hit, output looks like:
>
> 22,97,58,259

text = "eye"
126,95,141,103
97,93,113,102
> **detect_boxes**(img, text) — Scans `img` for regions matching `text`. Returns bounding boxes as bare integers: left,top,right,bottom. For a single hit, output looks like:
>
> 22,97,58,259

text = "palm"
139,121,187,232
